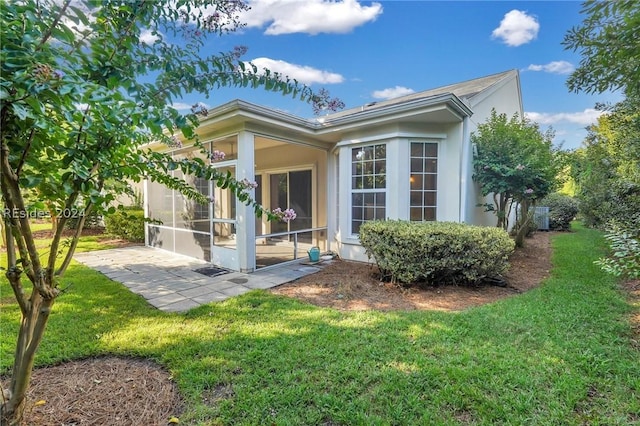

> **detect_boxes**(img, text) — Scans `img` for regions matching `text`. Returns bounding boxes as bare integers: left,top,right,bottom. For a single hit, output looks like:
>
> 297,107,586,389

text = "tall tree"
563,0,640,97
472,110,558,247
0,1,340,424
571,97,640,229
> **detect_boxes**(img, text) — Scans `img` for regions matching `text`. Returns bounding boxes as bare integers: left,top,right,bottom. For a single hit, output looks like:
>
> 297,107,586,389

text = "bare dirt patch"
272,231,554,311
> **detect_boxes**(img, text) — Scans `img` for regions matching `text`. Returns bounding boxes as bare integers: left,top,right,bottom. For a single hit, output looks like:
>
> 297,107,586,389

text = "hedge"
104,207,145,242
359,220,514,285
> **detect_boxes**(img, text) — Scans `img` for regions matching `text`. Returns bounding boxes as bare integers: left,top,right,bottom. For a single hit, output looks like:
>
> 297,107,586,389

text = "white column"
236,130,256,272
143,178,149,246
459,116,471,224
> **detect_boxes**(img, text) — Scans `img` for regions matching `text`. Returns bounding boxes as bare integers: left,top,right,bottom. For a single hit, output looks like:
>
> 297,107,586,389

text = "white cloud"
527,61,575,75
171,102,194,111
492,10,539,47
248,57,344,85
139,29,160,45
525,108,605,126
372,86,415,100
241,0,382,35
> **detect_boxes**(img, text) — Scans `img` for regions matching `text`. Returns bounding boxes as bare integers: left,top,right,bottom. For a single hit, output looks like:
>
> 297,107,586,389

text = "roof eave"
318,93,473,129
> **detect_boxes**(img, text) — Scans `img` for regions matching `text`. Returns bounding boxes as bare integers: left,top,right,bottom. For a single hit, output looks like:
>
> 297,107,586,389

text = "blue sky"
168,0,621,151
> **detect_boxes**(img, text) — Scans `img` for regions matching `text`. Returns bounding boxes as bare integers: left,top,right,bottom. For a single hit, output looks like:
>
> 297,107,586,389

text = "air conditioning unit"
534,206,550,231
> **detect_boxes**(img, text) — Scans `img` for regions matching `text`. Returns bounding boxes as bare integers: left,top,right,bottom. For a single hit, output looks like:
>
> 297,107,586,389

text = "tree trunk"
1,283,55,425
514,199,531,248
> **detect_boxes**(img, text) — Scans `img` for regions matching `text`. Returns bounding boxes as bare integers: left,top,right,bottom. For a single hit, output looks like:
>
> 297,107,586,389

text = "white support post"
236,130,256,272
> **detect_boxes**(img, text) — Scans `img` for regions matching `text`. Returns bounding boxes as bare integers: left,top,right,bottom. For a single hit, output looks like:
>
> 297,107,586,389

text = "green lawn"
1,224,639,425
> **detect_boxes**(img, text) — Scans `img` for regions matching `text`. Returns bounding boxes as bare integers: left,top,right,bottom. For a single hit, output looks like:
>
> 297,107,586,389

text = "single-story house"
144,69,523,272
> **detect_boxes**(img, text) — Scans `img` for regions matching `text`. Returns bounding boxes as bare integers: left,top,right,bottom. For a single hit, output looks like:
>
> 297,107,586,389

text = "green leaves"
563,1,640,97
471,110,559,230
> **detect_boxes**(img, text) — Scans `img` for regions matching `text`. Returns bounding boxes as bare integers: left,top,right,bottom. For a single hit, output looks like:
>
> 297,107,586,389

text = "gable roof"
322,69,518,122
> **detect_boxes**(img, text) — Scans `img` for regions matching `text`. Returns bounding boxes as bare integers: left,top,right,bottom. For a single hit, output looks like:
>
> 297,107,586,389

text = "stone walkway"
74,246,325,312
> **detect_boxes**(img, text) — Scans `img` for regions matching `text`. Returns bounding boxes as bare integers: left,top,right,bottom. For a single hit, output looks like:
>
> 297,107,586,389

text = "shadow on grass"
1,225,638,425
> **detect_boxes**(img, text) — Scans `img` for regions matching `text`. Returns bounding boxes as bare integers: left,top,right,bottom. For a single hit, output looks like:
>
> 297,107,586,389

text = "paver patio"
74,246,325,312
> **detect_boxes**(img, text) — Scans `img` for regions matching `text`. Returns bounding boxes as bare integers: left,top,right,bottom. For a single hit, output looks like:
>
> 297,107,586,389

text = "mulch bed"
2,357,183,426
272,231,554,311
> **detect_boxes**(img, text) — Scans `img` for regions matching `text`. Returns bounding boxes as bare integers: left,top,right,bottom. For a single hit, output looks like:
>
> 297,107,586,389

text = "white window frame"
350,143,387,235
409,140,439,222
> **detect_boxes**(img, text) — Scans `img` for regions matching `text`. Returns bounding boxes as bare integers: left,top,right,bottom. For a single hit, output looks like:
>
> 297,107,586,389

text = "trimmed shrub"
64,208,102,230
104,206,145,242
539,193,579,231
359,220,514,285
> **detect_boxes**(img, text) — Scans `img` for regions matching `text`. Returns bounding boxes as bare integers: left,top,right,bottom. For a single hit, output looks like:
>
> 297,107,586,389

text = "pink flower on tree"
168,135,182,148
524,188,534,195
210,150,226,161
272,207,296,222
516,164,526,171
238,178,258,191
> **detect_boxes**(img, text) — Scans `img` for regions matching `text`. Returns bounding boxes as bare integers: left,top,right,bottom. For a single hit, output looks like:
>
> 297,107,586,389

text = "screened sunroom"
144,130,329,273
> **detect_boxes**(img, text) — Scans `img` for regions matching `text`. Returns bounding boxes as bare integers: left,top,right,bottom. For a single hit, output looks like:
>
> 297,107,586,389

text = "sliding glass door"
268,170,312,241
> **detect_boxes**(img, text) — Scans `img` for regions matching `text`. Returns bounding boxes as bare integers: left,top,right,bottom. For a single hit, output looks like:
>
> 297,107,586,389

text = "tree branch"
37,0,72,48
15,129,36,177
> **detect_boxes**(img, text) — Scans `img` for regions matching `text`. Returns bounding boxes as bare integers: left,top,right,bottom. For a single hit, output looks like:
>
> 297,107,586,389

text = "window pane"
410,191,422,206
353,176,363,189
424,174,437,190
423,207,436,221
425,159,437,173
410,208,422,221
424,192,437,206
352,206,363,220
411,142,423,157
424,143,438,157
410,174,422,190
410,158,422,172
364,193,375,205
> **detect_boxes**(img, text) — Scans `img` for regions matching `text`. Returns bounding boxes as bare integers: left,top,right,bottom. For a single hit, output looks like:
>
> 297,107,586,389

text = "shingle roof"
323,69,517,121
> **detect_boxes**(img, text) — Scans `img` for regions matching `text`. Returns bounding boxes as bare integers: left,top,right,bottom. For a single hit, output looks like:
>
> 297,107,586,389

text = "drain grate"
194,266,230,278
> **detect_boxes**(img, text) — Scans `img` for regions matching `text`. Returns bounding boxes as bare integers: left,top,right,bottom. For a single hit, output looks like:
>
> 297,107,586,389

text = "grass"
1,223,639,425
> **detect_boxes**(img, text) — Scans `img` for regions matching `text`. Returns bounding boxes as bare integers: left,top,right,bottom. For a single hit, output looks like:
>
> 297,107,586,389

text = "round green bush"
539,193,579,231
359,220,514,285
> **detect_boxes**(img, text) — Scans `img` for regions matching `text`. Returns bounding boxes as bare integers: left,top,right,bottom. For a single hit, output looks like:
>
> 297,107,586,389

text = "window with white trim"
410,142,437,221
351,144,386,234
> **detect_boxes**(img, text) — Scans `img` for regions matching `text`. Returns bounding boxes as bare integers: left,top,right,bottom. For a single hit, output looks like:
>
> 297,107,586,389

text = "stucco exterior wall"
464,75,523,228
